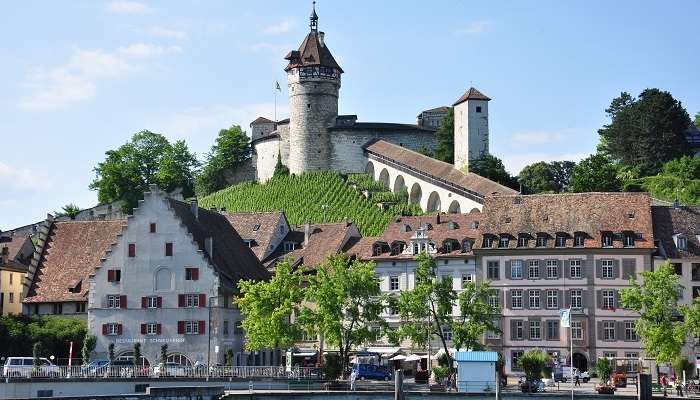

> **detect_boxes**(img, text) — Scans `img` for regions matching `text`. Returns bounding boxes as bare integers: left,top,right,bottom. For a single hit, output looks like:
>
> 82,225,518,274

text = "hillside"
199,171,423,236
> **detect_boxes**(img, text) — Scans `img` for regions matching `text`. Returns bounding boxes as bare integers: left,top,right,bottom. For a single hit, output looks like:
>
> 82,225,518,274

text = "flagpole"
274,88,277,123
570,306,574,400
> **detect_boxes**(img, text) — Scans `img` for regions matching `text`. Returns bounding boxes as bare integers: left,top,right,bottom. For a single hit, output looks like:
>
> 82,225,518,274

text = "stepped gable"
652,205,700,258
24,220,125,303
363,139,517,198
347,212,482,260
477,192,654,249
268,222,357,269
453,87,491,106
222,211,287,261
167,199,269,282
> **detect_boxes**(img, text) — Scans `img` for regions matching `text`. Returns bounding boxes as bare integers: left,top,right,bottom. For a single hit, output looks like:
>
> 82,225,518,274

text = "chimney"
318,31,325,47
205,237,213,256
190,198,198,220
436,213,441,225
304,223,311,246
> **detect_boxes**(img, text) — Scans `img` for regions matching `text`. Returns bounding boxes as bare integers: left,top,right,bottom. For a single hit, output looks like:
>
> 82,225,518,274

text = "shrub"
432,365,449,383
596,357,612,384
517,350,550,382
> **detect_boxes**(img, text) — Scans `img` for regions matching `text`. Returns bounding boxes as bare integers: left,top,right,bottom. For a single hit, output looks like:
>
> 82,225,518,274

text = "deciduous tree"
55,204,82,219
518,162,557,194
196,125,251,195
569,153,621,192
469,154,519,190
433,108,454,163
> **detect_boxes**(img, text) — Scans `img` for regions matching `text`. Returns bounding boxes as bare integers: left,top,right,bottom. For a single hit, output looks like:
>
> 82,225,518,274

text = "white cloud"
0,161,52,190
148,26,187,40
263,19,294,35
510,131,564,145
20,43,182,111
501,152,589,175
454,20,491,36
107,0,152,15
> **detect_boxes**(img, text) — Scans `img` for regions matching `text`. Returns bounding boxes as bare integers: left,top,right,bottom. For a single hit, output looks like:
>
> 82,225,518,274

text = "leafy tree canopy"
196,125,251,196
694,111,700,128
0,315,86,361
469,154,519,190
90,130,198,213
569,153,621,192
518,162,557,194
619,262,687,363
518,349,550,383
55,204,82,219
432,108,454,163
273,151,290,179
598,89,691,175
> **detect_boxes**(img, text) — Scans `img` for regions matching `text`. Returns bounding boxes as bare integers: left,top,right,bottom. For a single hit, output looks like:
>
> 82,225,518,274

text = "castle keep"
250,4,500,209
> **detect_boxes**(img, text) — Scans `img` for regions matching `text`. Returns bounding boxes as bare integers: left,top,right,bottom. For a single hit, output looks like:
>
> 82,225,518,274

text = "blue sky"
1,0,699,230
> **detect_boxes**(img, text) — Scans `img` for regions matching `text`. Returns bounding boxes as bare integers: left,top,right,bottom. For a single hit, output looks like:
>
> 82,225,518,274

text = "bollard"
638,373,651,400
394,369,404,400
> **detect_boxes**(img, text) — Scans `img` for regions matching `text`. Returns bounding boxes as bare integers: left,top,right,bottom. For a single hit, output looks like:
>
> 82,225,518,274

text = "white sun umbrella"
390,354,407,361
404,354,422,362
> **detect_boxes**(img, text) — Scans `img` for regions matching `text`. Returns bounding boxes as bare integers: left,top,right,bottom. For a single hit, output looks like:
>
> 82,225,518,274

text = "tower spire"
310,1,318,32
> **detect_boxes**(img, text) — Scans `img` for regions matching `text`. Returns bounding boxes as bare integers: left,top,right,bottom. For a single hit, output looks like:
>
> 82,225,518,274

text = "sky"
1,0,699,230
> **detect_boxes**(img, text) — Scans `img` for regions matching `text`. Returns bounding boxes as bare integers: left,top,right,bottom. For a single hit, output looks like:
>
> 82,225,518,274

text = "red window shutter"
107,270,114,282
165,243,173,256
178,294,185,307
117,324,123,335
119,295,127,308
141,324,147,334
177,321,185,334
199,294,206,307
198,320,206,335
102,324,108,335
128,244,135,257
156,323,162,335
141,297,147,308
157,296,162,308
192,268,199,281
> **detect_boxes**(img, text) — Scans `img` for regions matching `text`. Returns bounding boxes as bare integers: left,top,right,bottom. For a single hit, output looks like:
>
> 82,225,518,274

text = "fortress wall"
253,138,281,182
330,130,437,173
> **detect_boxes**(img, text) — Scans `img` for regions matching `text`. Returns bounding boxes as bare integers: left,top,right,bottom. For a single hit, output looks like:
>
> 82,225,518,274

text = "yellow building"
0,232,34,315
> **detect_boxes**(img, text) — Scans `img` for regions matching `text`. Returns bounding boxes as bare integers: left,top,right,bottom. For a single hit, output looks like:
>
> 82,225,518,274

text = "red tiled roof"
268,222,358,269
652,206,700,258
477,192,655,249
24,220,125,303
223,212,287,261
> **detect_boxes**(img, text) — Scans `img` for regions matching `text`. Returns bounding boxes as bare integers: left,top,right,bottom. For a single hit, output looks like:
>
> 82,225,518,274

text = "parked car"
352,364,392,381
554,366,589,383
80,359,109,377
3,357,60,378
153,362,189,377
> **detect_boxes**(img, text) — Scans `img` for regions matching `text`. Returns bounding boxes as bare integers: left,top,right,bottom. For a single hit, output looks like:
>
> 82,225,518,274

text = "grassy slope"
199,171,422,236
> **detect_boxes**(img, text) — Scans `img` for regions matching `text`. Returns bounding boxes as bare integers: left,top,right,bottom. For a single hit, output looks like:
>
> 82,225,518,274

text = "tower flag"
559,308,571,327
276,81,281,91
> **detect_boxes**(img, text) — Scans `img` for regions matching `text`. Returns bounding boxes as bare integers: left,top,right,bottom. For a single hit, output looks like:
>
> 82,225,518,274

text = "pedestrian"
350,369,357,391
676,379,684,397
661,375,668,397
574,373,581,387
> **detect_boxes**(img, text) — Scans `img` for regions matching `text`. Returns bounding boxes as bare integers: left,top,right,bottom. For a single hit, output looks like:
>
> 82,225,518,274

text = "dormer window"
536,235,548,248
483,236,493,248
499,236,510,248
675,235,688,250
448,221,458,230
602,232,614,247
444,241,453,253
574,233,585,247
373,245,383,257
253,224,260,231
517,236,528,248
283,241,296,252
555,234,567,248
623,233,635,248
391,241,406,256
470,221,480,229
461,239,473,253
413,243,419,255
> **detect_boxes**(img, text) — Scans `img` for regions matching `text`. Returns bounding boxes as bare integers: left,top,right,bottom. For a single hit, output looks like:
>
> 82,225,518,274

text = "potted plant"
517,350,550,393
430,366,449,391
595,357,615,395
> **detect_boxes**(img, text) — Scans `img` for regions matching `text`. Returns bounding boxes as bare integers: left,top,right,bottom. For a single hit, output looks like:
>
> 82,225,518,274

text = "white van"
3,357,60,378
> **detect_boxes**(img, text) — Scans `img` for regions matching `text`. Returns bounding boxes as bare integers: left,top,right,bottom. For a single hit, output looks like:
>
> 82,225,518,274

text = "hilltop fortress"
248,4,516,213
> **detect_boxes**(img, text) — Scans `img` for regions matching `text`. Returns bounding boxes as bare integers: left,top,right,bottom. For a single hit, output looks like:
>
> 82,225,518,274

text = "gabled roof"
363,140,517,199
453,87,491,106
477,192,654,249
250,116,274,126
285,31,343,73
167,199,269,282
417,106,450,117
268,222,358,270
652,205,700,258
0,233,33,266
24,220,125,303
223,211,288,261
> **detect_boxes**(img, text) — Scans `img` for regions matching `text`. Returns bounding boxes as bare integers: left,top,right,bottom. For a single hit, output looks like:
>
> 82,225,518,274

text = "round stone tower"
285,3,343,174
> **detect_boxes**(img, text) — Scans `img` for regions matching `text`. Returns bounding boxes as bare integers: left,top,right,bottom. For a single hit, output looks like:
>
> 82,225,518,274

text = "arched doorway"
116,351,150,367
378,168,390,189
426,191,441,212
166,353,192,367
365,161,375,178
409,183,422,205
448,200,461,214
573,353,588,372
393,175,405,194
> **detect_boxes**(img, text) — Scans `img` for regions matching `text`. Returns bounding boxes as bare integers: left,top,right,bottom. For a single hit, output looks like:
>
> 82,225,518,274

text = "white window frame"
678,236,688,250
571,289,583,309
487,261,499,279
147,296,158,309
546,260,558,279
185,294,200,308
602,289,615,309
499,237,509,248
184,320,199,335
529,321,541,340
570,259,582,278
483,237,493,248
555,235,566,247
571,321,583,340
511,260,523,279
602,259,614,279
389,276,399,291
546,289,558,309
574,234,585,247
603,351,617,358
528,260,540,279
488,292,499,308
283,242,295,251
107,295,120,309
462,274,474,288
442,326,452,341
517,237,528,247
625,321,638,341
528,290,541,309
536,236,547,247
602,234,613,247
625,352,640,372
624,234,635,247
511,289,523,309
603,321,616,341
146,323,157,335
107,323,119,335
514,321,524,340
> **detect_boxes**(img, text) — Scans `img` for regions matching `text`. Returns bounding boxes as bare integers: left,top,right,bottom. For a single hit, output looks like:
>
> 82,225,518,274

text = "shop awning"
365,347,402,358
405,354,422,362
390,355,407,361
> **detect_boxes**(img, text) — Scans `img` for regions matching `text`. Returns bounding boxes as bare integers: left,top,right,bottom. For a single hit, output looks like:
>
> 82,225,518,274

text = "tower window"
307,103,311,109
476,106,482,113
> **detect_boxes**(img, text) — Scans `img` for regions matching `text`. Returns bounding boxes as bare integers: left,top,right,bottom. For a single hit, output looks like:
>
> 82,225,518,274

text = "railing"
1,365,317,380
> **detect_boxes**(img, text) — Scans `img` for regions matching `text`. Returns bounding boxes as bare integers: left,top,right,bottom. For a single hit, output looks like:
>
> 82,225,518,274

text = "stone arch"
393,175,406,194
365,161,375,178
572,353,588,372
116,350,150,367
154,267,172,291
166,353,192,366
426,191,441,212
409,183,422,205
378,168,390,189
470,207,480,214
448,200,461,214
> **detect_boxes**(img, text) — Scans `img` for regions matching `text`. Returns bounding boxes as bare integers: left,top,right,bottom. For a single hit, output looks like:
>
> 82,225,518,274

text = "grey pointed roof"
453,87,491,106
250,116,274,126
284,31,343,73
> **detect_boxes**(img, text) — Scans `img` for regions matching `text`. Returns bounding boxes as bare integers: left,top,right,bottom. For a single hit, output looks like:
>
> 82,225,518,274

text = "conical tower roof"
453,87,491,106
